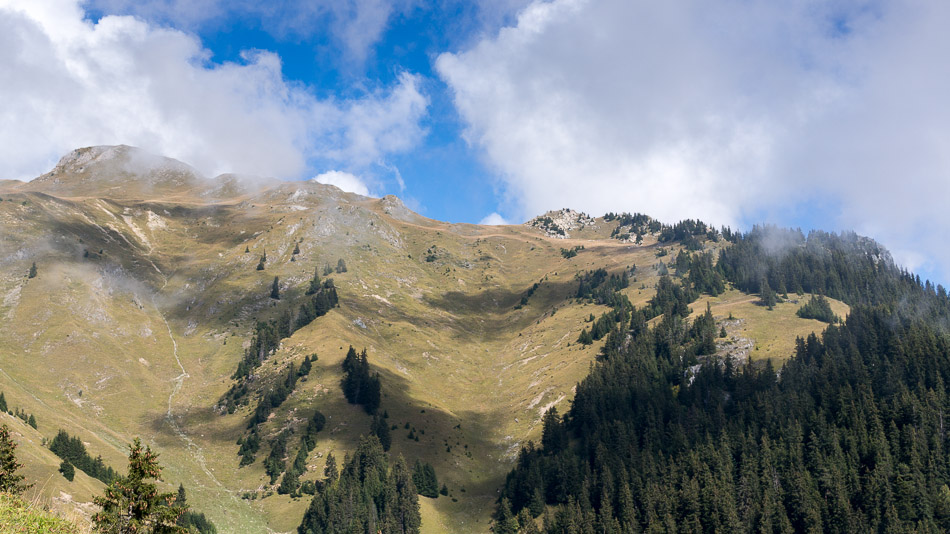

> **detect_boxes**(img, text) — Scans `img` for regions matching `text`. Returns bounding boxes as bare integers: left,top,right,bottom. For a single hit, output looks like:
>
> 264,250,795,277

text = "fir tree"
335,258,347,273
0,392,6,413
292,243,300,255
760,278,776,310
323,452,337,483
0,424,31,494
93,438,185,533
27,414,36,429
28,262,37,279
372,414,392,451
59,460,75,481
270,276,280,300
305,267,321,295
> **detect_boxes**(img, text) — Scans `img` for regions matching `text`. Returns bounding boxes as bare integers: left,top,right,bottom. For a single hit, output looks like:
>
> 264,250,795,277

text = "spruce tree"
292,243,300,255
335,258,347,273
60,460,75,481
92,438,185,533
0,392,6,413
270,276,280,300
305,267,321,296
0,424,31,494
28,262,37,279
323,452,337,483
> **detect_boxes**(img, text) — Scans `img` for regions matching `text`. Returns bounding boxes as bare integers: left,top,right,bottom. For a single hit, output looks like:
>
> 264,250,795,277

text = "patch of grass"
0,493,85,534
690,289,850,363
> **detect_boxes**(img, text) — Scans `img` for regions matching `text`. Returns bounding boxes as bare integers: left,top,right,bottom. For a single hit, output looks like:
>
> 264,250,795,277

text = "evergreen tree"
577,329,594,345
256,256,265,271
0,424,31,494
412,461,439,498
372,414,392,451
27,414,36,429
323,452,337,483
59,460,75,481
795,294,839,323
293,243,300,255
28,262,37,279
335,258,347,273
495,497,519,534
0,392,6,413
760,278,776,310
92,438,185,533
270,276,280,300
305,267,321,295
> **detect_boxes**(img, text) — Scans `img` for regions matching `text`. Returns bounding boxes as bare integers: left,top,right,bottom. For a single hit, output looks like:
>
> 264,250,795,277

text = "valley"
0,146,852,532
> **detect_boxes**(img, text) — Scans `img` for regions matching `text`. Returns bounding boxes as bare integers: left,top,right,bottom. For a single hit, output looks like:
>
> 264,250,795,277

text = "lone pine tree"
0,424,31,494
93,438,185,534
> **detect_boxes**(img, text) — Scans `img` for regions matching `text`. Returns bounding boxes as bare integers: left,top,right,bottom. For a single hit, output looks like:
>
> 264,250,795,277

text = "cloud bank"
438,0,950,280
0,0,428,182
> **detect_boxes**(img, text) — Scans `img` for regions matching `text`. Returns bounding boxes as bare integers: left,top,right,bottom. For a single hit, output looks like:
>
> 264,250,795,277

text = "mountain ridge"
0,146,895,533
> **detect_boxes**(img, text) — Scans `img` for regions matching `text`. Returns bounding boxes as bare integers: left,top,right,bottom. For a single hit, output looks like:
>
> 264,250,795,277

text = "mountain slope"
0,146,859,532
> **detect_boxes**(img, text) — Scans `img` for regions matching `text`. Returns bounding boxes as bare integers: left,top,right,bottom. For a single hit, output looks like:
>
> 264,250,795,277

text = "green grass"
0,173,845,532
0,493,85,534
690,288,850,363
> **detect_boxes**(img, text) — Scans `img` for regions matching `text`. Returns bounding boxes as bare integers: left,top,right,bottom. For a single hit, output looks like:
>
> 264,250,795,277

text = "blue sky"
1,0,949,286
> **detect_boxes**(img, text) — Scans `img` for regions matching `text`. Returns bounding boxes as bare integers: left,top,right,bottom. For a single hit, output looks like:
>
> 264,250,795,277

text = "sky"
1,0,949,285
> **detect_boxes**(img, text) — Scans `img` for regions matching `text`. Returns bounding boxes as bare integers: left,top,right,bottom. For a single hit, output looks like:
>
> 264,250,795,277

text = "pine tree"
270,276,280,300
292,243,300,255
323,452,338,483
495,497,519,534
335,258,347,273
27,414,36,429
0,424,31,494
256,256,265,271
244,245,249,253
59,460,75,481
390,456,421,534
372,414,392,451
0,392,6,413
92,437,185,533
305,267,321,295
28,262,37,279
760,278,776,310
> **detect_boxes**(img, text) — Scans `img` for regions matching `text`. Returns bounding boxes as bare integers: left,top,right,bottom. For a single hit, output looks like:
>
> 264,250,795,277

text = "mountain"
0,146,933,533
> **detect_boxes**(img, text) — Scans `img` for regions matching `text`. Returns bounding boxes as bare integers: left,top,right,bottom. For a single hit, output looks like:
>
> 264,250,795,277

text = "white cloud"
478,212,509,225
313,170,371,197
0,0,428,182
438,0,950,282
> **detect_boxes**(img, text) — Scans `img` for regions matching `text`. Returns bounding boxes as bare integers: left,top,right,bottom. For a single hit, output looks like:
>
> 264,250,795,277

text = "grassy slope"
0,173,849,533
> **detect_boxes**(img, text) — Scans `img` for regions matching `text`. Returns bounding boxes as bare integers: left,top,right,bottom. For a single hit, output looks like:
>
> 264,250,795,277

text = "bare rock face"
526,208,596,238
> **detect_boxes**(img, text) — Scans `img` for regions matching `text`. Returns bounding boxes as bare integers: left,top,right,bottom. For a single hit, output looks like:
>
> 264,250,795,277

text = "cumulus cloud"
438,0,950,281
313,170,371,197
478,212,510,225
0,0,428,182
